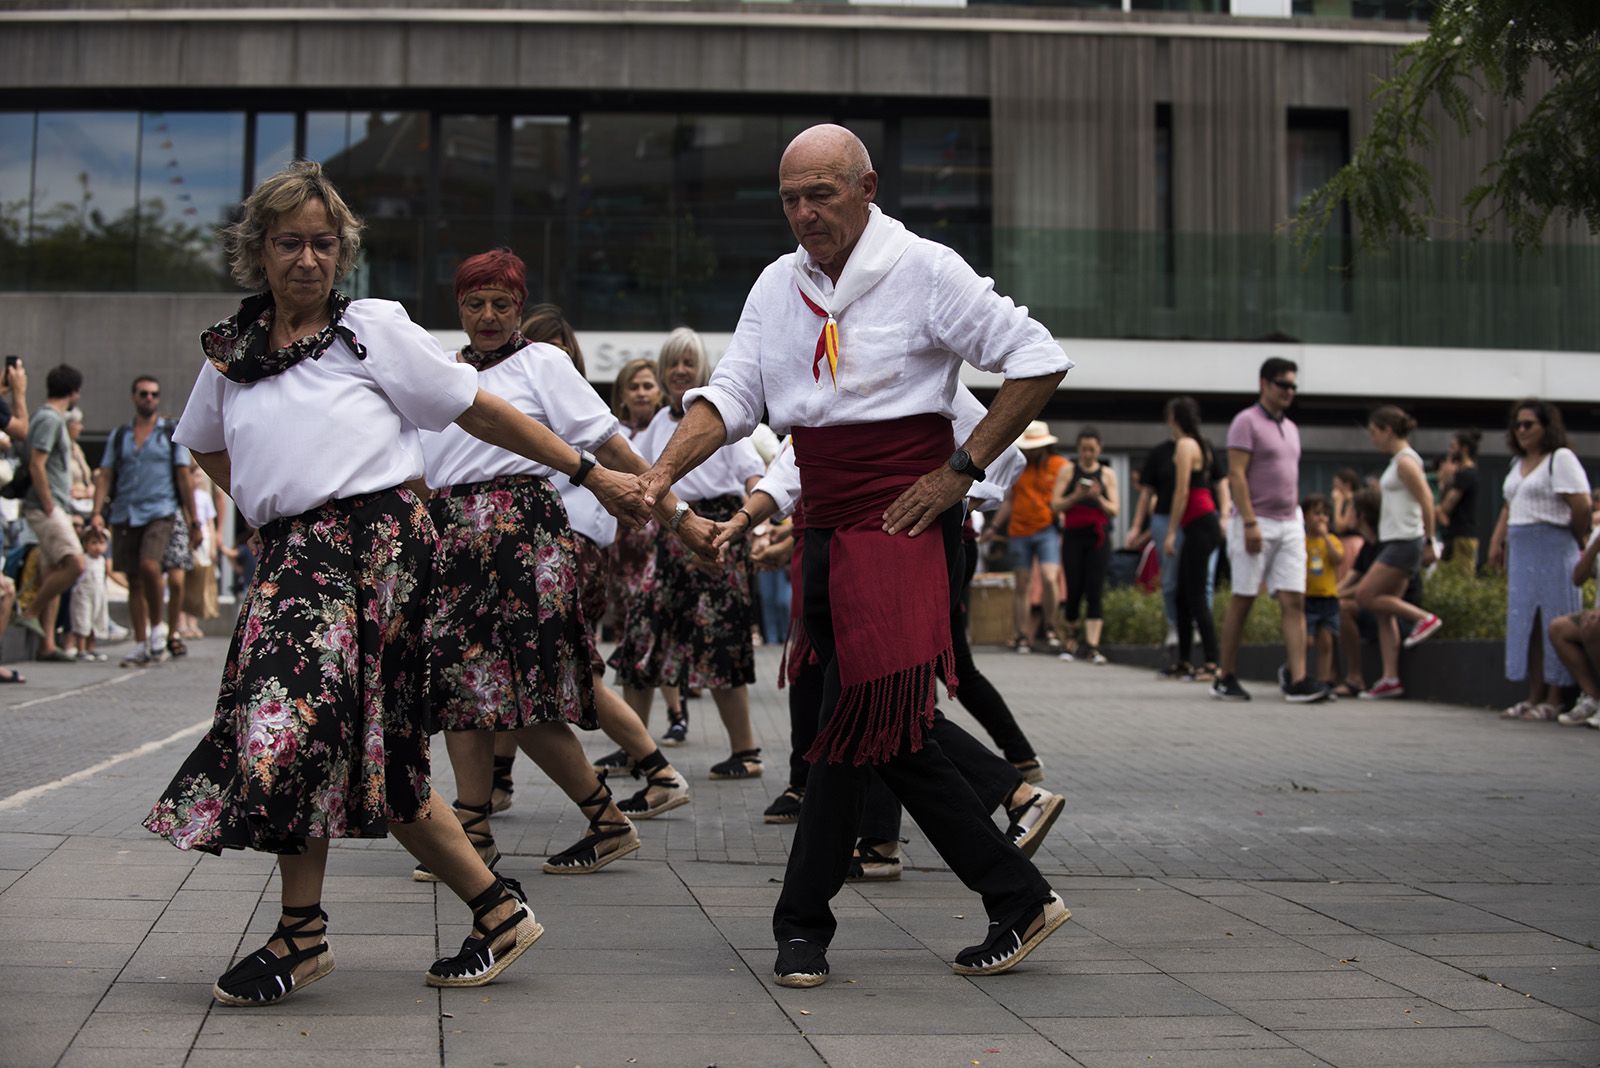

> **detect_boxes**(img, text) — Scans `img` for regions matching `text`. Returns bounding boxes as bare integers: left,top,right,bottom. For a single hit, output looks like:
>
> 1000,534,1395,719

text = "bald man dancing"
643,124,1073,988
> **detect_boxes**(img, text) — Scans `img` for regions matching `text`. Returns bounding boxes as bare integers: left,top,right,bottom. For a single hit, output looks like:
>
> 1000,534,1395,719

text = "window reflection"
136,111,244,289
509,116,569,312
0,113,34,288
31,112,140,289
310,111,429,306
254,113,296,187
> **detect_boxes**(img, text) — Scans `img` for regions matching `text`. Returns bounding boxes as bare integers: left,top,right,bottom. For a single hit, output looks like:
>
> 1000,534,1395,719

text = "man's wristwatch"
948,448,986,483
570,449,597,487
669,500,691,532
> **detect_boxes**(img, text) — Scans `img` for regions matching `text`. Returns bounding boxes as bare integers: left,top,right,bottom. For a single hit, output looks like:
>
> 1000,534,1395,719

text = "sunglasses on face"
1269,379,1298,392
1514,420,1539,431
137,390,159,399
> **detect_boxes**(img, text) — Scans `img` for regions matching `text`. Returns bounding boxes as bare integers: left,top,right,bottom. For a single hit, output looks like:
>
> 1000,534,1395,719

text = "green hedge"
1100,569,1579,647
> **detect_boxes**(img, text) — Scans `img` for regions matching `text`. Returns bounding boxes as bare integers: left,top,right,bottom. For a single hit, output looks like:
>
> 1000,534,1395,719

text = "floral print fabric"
201,290,367,384
429,475,598,732
145,488,435,855
573,532,607,676
609,493,756,691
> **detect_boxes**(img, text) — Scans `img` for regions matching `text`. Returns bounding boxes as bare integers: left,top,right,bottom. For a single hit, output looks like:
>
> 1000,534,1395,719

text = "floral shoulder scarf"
201,290,367,384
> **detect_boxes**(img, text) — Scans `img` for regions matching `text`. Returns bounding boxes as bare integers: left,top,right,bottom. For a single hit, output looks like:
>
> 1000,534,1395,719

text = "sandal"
709,748,763,780
1007,634,1032,655
543,781,640,874
1188,663,1218,684
491,755,515,813
1011,758,1043,785
845,840,903,882
414,800,499,883
426,876,543,987
1332,681,1363,698
166,635,188,658
763,786,805,825
0,666,25,684
616,751,691,820
592,747,632,774
660,706,688,747
212,902,333,1006
1501,700,1535,719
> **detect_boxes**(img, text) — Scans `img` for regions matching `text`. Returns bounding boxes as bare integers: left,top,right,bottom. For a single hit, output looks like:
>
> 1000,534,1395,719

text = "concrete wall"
0,293,239,435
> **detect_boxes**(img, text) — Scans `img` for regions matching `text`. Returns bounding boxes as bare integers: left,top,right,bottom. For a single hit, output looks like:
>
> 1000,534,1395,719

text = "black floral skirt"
429,475,597,733
144,487,436,855
573,532,607,676
608,493,756,691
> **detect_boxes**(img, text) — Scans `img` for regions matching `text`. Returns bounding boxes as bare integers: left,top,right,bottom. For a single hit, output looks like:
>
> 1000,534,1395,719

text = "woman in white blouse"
144,163,652,1007
609,329,767,778
417,267,697,888
1488,399,1593,720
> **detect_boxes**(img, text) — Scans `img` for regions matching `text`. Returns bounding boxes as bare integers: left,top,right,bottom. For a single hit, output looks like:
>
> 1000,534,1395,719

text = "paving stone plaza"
2,640,1598,1068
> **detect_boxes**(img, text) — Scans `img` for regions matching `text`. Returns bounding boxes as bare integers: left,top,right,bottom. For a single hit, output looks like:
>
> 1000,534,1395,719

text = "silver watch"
669,500,691,532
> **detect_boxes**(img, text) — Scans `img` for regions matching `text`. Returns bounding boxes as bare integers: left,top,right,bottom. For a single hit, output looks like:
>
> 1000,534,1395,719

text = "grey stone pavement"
2,637,1599,1068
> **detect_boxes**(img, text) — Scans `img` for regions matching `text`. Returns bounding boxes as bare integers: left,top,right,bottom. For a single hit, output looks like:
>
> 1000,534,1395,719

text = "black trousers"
1061,526,1109,623
858,709,1024,843
1176,512,1222,666
773,506,1052,948
951,544,1037,762
786,658,825,791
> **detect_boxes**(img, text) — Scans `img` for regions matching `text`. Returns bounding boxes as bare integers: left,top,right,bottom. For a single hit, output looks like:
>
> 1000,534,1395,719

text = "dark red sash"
789,414,957,765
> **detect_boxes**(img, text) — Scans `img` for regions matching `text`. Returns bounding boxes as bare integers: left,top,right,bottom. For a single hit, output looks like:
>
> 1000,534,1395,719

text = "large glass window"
900,116,991,275
308,111,429,305
509,116,570,313
0,113,34,288
135,111,245,289
253,112,296,187
432,114,501,325
30,112,141,289
1286,107,1351,313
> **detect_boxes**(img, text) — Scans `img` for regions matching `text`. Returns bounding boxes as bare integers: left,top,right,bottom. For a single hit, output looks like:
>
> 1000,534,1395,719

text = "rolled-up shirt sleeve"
360,302,478,432
753,443,800,519
929,246,1072,380
174,363,228,454
684,287,766,443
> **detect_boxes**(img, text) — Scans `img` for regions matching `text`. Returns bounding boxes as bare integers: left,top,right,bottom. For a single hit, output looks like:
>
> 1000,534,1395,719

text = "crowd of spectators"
989,357,1596,719
0,360,230,681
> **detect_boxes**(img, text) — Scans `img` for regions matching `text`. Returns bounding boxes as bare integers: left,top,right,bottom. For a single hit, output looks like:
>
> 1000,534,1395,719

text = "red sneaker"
1403,614,1443,648
1359,677,1405,700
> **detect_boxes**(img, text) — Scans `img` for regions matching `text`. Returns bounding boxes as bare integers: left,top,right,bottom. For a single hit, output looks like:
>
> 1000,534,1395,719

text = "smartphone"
1078,477,1095,488
3,356,18,371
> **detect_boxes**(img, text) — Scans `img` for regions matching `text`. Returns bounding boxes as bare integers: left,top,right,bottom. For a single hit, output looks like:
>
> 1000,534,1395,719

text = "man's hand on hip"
883,466,970,537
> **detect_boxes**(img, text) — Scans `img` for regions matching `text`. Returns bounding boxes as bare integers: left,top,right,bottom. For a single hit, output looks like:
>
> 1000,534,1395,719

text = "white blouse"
1503,448,1591,528
684,213,1072,441
422,342,622,490
1378,446,1425,543
751,384,1024,519
174,299,478,530
631,405,764,503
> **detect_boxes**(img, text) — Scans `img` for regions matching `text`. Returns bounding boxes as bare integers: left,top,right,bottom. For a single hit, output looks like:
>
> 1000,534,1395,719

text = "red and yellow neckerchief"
797,289,839,389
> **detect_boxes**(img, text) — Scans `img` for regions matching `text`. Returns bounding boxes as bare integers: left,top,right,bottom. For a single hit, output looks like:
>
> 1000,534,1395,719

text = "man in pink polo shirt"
1212,357,1331,703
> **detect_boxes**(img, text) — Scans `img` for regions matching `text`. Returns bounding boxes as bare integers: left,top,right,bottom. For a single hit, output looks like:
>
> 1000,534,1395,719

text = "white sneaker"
1558,694,1600,727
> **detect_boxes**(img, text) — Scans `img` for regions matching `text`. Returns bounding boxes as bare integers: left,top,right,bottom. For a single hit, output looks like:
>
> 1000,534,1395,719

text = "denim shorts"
1008,526,1061,570
1305,595,1341,636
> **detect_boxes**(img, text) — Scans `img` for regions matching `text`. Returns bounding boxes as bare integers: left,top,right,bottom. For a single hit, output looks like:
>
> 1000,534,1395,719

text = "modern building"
2,0,1595,511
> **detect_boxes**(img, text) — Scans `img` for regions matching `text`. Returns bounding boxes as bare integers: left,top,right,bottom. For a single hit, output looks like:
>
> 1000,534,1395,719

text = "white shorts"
1228,511,1307,597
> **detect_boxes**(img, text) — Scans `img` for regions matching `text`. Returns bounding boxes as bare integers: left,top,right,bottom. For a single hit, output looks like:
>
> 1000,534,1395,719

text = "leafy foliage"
1291,0,1600,252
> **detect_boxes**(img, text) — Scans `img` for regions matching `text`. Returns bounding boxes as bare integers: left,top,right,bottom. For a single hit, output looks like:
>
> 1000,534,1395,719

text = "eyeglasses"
1514,420,1539,431
1269,379,1298,392
136,389,159,399
269,235,341,260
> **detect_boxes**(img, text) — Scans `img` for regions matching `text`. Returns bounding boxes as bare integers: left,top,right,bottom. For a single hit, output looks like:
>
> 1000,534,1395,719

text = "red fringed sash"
791,414,957,765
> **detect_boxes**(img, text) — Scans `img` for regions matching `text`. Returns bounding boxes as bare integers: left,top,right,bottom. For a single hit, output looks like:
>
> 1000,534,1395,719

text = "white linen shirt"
752,384,1025,519
174,299,477,530
684,219,1072,441
1503,448,1591,527
632,405,764,502
422,342,623,490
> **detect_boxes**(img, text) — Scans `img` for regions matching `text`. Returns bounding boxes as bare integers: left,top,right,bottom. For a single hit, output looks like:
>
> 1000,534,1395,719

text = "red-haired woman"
418,252,710,882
